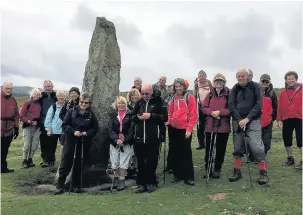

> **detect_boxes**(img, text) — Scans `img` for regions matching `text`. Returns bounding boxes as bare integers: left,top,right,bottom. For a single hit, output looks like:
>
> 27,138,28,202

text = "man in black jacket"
132,83,167,193
39,80,57,167
228,68,269,185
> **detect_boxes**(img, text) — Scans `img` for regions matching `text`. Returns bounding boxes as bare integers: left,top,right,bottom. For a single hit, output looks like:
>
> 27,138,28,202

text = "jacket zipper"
144,101,149,143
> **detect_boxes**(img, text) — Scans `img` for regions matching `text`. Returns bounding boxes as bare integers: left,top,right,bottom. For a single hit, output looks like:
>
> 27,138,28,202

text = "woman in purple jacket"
202,73,230,179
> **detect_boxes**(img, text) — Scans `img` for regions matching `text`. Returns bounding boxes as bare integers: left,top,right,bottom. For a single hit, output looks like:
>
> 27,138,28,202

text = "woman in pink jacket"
202,74,230,179
167,78,197,186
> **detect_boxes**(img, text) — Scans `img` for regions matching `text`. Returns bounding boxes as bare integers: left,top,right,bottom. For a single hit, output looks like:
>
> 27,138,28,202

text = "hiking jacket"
39,91,57,124
62,106,99,138
44,102,64,134
108,109,134,147
1,91,19,137
260,84,278,127
167,92,198,132
202,87,230,133
277,83,302,121
228,81,262,121
59,99,79,121
19,99,41,128
132,89,166,142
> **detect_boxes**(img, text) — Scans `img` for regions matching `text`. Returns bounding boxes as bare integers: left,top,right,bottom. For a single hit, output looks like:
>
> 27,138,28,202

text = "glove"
13,127,19,139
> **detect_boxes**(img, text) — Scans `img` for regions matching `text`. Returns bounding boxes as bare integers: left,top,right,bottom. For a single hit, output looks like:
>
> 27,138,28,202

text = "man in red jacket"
1,82,19,173
277,71,302,170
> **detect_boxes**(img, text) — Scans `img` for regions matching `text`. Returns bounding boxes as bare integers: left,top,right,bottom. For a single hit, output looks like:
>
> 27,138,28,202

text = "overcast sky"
1,1,302,91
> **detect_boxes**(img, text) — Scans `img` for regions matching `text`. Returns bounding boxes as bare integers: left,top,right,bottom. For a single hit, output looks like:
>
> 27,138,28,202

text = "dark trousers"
40,124,49,161
262,122,273,154
45,134,60,163
170,127,194,181
204,132,229,171
57,135,91,188
197,109,206,148
166,126,173,170
1,135,13,170
282,118,302,148
134,139,160,186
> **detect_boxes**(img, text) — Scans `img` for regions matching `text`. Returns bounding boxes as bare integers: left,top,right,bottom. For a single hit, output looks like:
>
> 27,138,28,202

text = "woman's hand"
74,131,81,136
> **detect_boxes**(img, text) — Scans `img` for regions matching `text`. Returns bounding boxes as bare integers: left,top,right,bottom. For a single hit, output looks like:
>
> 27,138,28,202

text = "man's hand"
142,113,151,120
278,121,283,128
13,127,19,139
27,120,32,124
81,132,87,136
137,114,145,120
32,121,37,126
117,139,123,145
47,131,52,136
185,131,191,139
74,131,81,137
239,118,249,129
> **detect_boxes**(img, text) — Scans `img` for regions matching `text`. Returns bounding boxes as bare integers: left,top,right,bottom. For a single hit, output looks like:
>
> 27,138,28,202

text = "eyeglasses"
80,101,89,104
261,80,269,83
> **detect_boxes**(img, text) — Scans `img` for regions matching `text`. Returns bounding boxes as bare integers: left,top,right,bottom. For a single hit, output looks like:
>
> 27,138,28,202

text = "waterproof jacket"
108,109,134,147
277,83,302,121
167,92,198,133
62,106,99,138
1,91,19,137
19,99,41,128
132,89,167,143
202,87,230,133
228,81,262,121
263,84,278,121
261,97,273,128
44,102,64,134
59,99,79,121
39,91,57,124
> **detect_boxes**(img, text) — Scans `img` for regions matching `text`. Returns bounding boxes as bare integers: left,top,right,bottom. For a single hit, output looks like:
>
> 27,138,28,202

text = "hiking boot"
1,168,14,173
229,168,242,182
184,180,195,186
147,184,156,193
257,170,269,185
295,161,302,171
22,159,29,169
41,161,50,168
74,187,83,193
284,156,295,166
203,169,213,179
117,180,125,191
27,158,35,168
49,161,55,167
135,185,147,193
171,177,181,183
212,171,221,179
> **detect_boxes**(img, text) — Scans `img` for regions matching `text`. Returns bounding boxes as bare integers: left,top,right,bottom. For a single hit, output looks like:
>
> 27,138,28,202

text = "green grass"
1,114,301,215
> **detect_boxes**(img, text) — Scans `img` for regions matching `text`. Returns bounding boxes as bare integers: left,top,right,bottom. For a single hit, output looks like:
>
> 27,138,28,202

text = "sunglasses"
261,80,269,83
80,101,89,105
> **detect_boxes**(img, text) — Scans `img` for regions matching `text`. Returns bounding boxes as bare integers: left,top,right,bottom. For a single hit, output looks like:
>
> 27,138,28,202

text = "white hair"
29,88,41,98
56,90,66,97
134,76,142,84
236,68,249,76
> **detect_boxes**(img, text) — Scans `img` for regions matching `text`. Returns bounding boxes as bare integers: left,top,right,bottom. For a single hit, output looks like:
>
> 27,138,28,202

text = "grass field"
1,97,302,215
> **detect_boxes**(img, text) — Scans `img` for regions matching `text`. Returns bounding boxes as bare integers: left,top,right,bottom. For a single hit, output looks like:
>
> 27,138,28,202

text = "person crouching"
54,92,99,195
109,96,135,191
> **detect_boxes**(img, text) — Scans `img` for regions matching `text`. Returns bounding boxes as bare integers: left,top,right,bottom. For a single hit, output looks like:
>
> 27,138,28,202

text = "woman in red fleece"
167,78,197,186
277,71,302,170
19,88,42,169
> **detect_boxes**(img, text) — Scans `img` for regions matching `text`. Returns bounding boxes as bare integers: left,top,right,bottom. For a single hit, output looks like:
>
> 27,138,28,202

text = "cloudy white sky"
1,1,302,91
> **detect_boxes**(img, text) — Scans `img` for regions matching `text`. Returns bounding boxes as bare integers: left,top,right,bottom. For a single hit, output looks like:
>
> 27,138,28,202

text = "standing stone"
82,17,121,169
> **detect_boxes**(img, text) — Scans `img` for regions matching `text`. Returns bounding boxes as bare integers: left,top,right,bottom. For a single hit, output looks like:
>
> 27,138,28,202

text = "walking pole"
206,118,220,184
69,141,78,194
163,138,167,184
243,126,253,189
80,136,84,192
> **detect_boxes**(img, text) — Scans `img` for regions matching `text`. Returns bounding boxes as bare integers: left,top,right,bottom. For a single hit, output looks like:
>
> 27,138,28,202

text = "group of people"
1,68,302,195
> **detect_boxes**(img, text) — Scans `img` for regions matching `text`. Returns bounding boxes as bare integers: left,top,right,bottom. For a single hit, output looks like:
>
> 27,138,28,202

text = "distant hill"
12,86,34,97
